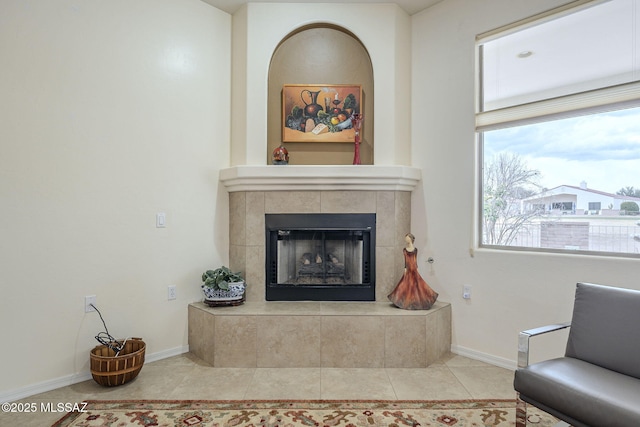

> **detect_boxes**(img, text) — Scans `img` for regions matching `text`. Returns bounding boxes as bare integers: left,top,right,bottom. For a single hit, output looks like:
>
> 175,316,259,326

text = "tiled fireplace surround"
188,166,451,368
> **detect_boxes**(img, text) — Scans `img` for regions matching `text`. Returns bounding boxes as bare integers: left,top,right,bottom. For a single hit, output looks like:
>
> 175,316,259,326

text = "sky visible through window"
484,106,640,195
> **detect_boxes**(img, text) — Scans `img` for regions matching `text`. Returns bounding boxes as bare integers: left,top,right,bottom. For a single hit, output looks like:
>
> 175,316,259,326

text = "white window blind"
477,0,640,131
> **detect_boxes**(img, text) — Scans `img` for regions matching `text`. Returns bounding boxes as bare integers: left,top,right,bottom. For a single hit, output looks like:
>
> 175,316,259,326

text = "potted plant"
201,266,246,306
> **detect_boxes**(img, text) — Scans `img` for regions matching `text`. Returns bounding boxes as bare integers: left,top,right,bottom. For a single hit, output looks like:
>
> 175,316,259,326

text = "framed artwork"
282,84,362,143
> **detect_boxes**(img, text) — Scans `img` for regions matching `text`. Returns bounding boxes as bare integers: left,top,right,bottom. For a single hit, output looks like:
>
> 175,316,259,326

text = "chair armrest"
517,322,571,368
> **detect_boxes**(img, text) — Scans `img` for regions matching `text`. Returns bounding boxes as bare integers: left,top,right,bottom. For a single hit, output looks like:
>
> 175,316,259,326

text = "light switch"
156,212,166,228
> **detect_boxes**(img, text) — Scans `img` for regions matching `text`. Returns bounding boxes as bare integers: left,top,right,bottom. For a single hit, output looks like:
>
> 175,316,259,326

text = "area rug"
52,399,558,426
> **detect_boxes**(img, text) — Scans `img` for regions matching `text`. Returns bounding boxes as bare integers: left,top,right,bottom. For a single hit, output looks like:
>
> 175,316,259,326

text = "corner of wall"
231,6,249,166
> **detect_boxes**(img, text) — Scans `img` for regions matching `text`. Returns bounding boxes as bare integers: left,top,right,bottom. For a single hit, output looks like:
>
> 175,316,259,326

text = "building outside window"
588,202,602,211
476,0,640,257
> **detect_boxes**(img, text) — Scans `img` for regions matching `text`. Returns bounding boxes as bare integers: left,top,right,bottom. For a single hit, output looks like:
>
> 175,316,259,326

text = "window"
553,202,574,212
477,0,640,257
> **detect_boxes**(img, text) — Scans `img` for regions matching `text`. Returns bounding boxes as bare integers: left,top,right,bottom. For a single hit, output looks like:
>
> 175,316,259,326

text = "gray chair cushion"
514,357,640,427
565,282,640,378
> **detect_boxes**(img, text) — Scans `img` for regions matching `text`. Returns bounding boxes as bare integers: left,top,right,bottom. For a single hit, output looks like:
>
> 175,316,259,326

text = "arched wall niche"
267,24,374,165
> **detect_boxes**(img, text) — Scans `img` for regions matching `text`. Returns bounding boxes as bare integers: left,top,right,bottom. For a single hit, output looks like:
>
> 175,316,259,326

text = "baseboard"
450,345,517,370
0,345,190,403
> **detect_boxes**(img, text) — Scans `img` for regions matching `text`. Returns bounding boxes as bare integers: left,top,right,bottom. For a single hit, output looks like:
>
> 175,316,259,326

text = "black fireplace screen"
265,213,375,301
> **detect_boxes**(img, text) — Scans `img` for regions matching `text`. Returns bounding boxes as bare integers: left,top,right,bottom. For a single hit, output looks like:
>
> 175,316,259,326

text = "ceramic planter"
202,281,246,306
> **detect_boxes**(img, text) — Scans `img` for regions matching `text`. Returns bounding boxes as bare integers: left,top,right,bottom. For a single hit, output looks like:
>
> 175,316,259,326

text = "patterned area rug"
52,399,558,426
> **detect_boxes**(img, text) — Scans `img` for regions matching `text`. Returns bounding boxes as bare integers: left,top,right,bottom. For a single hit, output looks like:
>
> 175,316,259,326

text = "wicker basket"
90,337,146,386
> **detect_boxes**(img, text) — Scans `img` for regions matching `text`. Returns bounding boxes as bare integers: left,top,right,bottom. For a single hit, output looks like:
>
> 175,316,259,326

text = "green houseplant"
201,266,246,306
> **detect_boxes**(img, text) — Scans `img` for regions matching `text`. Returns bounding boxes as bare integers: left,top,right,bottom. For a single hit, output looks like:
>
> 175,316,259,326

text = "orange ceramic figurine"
388,233,438,310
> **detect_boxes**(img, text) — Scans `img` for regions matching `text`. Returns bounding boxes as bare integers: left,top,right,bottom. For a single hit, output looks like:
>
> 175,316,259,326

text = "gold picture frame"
282,84,362,143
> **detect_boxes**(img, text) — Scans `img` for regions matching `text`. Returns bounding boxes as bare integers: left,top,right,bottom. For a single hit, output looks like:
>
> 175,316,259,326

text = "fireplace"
265,213,376,301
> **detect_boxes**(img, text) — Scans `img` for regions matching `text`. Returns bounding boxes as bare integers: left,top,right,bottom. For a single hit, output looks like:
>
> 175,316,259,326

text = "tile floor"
1,352,519,426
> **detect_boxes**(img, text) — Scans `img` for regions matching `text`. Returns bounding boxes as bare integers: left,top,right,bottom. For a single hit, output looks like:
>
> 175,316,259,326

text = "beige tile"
375,191,396,247
201,310,217,366
188,305,216,365
188,308,217,365
189,301,451,368
425,309,439,365
36,379,107,401
188,304,205,359
395,191,411,238
245,368,321,399
264,191,321,213
214,316,257,367
169,367,255,400
387,366,473,400
321,316,385,368
256,316,321,367
384,316,427,368
229,244,246,280
244,245,265,302
321,368,396,399
436,304,452,361
245,192,265,246
262,301,323,315
320,191,376,213
449,365,517,399
229,192,246,245
319,301,392,315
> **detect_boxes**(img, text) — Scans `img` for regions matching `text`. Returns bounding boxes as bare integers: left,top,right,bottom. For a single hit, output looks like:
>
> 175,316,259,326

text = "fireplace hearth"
265,213,375,301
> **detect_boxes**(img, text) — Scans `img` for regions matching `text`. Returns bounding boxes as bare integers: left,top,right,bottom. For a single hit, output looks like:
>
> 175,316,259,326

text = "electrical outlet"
463,285,472,299
168,285,177,300
85,295,97,312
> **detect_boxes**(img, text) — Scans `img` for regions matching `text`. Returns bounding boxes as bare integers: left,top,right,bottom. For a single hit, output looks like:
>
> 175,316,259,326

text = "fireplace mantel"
220,165,421,192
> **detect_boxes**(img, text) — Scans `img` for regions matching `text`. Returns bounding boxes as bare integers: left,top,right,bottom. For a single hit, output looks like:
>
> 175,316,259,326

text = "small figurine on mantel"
272,145,289,165
388,233,439,310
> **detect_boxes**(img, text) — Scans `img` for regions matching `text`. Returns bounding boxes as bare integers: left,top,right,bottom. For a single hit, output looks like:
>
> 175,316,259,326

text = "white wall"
411,0,640,368
230,3,412,166
0,0,230,399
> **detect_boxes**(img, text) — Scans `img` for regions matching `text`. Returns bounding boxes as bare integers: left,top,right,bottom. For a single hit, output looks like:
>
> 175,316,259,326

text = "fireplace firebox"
265,213,375,301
